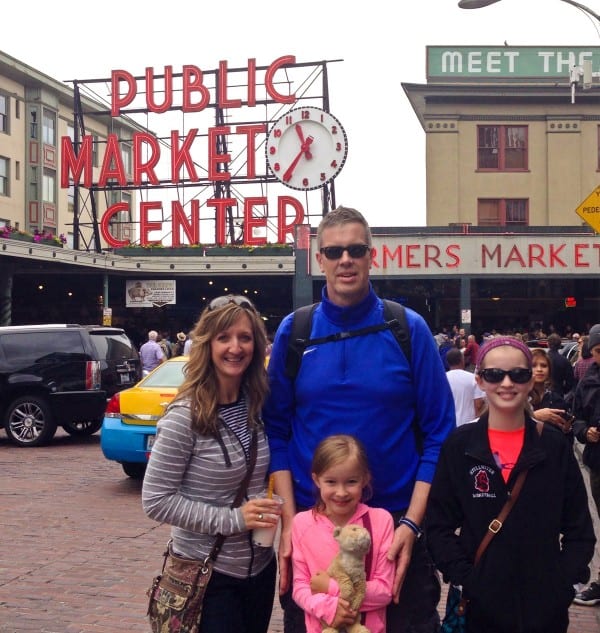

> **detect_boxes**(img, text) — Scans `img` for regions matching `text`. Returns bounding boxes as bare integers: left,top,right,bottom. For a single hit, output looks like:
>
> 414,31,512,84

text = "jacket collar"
320,283,379,326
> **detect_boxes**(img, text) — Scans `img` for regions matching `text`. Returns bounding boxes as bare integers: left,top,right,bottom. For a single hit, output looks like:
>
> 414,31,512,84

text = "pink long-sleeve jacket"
292,503,395,633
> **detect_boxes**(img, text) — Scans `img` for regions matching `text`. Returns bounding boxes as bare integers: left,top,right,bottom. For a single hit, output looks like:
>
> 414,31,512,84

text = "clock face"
265,107,348,191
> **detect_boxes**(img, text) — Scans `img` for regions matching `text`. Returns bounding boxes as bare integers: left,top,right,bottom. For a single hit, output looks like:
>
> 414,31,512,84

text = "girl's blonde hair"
311,434,372,514
173,298,268,435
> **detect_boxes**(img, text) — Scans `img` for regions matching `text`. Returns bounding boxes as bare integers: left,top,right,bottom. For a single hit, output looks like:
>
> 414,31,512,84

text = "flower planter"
114,247,203,257
205,246,294,256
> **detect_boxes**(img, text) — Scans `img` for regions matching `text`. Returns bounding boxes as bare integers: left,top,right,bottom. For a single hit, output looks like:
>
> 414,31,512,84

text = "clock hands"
295,124,313,159
283,135,314,182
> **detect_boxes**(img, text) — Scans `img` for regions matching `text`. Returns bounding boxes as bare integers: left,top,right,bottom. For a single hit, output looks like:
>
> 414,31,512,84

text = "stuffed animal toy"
322,524,372,633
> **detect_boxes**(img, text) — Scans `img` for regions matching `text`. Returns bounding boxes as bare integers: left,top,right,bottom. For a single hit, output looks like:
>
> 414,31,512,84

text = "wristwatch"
265,106,348,191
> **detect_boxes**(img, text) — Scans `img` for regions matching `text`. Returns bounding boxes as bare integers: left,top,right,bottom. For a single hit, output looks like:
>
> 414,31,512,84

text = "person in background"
263,206,455,633
173,331,187,357
445,348,485,426
427,337,595,633
142,295,280,633
574,336,594,384
183,332,193,355
292,434,395,633
572,323,600,606
462,334,480,373
529,347,572,437
139,330,165,376
547,332,575,397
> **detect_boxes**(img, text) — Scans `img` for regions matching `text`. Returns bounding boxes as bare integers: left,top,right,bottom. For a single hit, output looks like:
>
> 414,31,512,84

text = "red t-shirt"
488,427,525,483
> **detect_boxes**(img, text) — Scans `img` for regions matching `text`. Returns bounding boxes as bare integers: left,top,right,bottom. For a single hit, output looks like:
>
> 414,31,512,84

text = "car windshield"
142,360,187,388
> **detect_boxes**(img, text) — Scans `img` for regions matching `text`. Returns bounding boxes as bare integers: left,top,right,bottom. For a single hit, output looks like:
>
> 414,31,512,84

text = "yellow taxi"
100,356,187,478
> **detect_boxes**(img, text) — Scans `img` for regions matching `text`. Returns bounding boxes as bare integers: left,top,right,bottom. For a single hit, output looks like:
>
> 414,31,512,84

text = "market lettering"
371,243,461,269
481,243,568,268
110,55,296,116
61,127,267,189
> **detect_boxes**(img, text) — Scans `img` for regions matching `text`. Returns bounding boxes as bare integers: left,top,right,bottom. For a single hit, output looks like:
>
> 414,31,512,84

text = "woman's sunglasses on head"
319,244,371,260
208,295,256,312
478,368,533,384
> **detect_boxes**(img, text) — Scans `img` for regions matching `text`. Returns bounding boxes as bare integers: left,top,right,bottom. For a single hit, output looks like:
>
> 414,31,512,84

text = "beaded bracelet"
397,516,423,539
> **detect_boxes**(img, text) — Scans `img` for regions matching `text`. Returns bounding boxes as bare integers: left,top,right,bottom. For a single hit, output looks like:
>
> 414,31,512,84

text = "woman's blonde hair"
311,434,372,514
173,298,268,435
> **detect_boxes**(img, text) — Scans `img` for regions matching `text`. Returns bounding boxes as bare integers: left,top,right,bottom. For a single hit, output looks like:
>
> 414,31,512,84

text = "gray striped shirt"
142,398,273,578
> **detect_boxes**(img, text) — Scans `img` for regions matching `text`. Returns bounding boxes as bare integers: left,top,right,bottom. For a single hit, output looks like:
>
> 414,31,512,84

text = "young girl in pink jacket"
291,434,395,633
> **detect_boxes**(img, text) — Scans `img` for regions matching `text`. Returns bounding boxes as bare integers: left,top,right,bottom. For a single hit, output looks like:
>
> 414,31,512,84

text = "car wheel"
4,396,57,447
62,420,103,436
122,462,146,479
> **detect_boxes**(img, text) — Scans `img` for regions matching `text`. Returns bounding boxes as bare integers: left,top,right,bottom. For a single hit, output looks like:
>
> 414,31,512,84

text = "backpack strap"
284,300,412,379
284,303,318,379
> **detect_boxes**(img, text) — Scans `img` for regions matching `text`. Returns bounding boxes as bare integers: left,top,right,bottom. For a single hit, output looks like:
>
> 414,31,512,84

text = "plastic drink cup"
252,492,284,547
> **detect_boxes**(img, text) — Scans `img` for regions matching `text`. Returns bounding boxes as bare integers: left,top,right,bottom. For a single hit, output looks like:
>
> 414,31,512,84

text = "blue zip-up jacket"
263,285,456,511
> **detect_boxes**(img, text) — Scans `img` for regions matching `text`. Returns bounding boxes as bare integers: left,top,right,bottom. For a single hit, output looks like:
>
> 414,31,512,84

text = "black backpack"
284,299,412,380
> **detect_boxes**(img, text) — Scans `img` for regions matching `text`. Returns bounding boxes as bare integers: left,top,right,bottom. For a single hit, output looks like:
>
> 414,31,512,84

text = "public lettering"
110,56,296,116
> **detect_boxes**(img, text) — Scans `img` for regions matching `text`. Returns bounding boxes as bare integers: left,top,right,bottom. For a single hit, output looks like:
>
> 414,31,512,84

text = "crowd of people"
139,206,600,633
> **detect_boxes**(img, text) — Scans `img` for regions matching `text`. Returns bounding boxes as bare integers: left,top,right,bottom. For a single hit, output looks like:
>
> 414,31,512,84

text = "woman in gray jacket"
142,295,281,633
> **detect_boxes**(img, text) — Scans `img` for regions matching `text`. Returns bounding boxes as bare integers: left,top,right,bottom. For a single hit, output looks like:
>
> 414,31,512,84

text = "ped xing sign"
576,186,600,233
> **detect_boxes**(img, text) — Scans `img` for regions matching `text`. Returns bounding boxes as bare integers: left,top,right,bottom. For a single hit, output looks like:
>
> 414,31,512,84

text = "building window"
42,109,56,145
30,109,37,139
0,94,7,133
477,125,527,170
478,199,528,226
0,157,8,195
42,169,55,203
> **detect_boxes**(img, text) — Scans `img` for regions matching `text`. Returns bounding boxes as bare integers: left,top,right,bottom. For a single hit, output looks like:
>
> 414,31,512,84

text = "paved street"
0,428,599,632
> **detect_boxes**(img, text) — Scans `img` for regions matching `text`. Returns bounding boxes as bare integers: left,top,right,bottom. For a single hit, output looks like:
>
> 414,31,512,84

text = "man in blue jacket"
263,206,456,633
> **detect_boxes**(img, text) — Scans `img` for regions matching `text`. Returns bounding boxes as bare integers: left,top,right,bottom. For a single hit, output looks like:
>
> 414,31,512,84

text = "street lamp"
458,0,600,23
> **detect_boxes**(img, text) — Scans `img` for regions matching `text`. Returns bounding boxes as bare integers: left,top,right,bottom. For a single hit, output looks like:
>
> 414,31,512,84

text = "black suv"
0,324,140,447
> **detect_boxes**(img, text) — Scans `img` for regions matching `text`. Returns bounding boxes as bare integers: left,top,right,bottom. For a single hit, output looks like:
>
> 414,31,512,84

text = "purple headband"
475,337,533,370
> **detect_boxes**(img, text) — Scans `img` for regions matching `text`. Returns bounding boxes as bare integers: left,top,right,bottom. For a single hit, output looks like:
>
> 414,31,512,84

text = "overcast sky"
3,0,600,231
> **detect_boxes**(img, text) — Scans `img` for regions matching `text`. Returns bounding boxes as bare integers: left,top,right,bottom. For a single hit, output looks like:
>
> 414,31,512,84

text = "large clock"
265,106,348,191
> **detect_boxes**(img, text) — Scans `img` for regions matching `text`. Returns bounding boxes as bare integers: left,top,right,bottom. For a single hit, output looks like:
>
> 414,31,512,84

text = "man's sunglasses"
208,295,256,312
319,244,371,260
478,368,533,384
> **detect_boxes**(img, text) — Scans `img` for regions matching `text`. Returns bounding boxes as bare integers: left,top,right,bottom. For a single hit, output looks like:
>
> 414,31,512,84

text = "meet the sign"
427,46,600,79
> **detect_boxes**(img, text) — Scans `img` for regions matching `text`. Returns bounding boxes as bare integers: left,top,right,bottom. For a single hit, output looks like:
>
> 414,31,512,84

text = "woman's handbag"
147,430,258,632
440,466,530,633
147,540,221,633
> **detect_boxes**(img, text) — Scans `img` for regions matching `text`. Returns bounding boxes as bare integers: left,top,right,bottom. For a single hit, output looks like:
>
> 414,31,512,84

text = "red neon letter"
207,198,238,245
171,200,200,246
243,197,268,246
247,58,257,107
218,60,242,109
182,65,210,112
265,55,296,104
98,134,127,186
111,70,137,116
277,196,304,243
139,201,164,246
133,132,160,185
60,135,93,188
146,66,173,113
100,203,130,248
171,129,199,183
208,127,232,181
236,124,266,178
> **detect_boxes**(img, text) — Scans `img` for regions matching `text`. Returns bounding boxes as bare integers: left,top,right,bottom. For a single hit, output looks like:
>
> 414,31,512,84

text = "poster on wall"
126,280,176,308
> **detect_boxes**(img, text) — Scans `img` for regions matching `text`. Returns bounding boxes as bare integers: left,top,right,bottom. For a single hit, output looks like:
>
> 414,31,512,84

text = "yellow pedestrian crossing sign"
576,186,600,233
